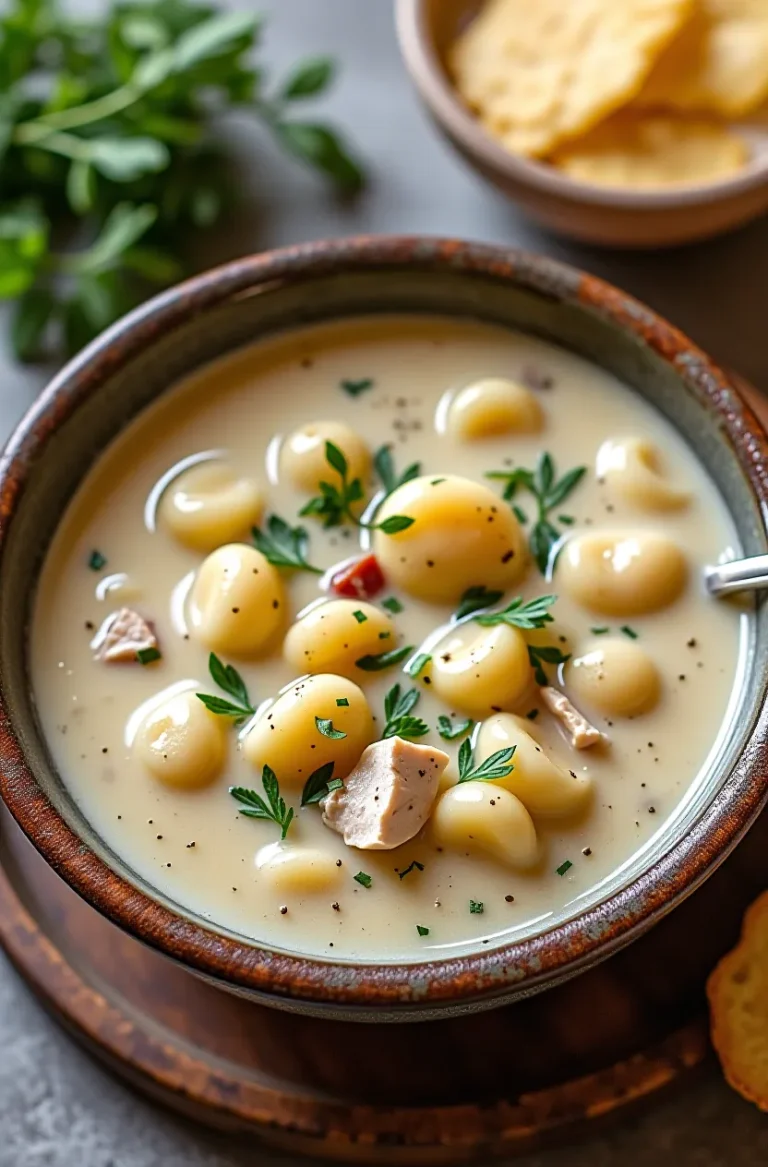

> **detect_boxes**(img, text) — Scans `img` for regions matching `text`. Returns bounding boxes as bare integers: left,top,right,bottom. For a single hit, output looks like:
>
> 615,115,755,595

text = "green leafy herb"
416,924,430,937
352,610,368,623
591,626,610,635
88,550,107,571
136,646,161,665
528,644,571,687
469,900,484,914
0,2,365,361
457,740,516,784
327,778,344,793
399,860,425,880
558,514,575,526
231,766,294,839
513,504,528,524
382,684,429,740
525,709,539,720
474,593,557,630
354,871,372,888
196,652,255,721
621,625,639,640
382,596,404,614
556,859,573,876
315,717,347,740
301,441,414,533
252,515,321,573
356,644,414,672
454,585,504,621
300,761,338,807
487,454,586,574
336,697,350,707
406,652,431,678
340,377,374,397
437,714,474,741
373,445,421,499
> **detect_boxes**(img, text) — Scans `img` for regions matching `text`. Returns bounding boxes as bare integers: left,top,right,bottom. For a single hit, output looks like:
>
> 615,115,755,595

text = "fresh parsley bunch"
0,0,364,360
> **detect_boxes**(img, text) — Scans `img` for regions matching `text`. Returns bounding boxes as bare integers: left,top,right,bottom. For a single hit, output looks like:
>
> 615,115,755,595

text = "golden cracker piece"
636,0,768,118
551,111,747,187
450,0,694,158
708,888,768,1112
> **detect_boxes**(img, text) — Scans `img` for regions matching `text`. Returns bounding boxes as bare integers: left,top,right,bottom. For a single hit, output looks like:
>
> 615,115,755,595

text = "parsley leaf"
528,644,571,687
88,549,107,571
382,684,429,740
487,454,586,574
382,596,404,614
373,445,421,498
469,900,484,914
474,593,557,630
340,377,374,397
301,441,414,533
230,765,294,839
197,653,255,722
300,761,339,806
252,514,321,573
315,716,347,740
454,585,504,621
437,714,474,741
356,644,414,671
354,871,372,888
457,739,516,784
416,924,430,936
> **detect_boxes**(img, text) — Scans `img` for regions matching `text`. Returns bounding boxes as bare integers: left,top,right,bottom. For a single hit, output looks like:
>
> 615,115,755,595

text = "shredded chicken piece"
92,607,158,663
323,736,449,850
541,686,604,750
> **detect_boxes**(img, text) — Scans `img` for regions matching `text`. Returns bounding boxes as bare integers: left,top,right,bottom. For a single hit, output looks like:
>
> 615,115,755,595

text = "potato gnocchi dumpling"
243,673,375,789
448,378,544,439
596,437,689,512
134,690,226,789
159,461,263,552
373,475,526,602
567,638,661,718
432,783,538,870
281,420,370,495
255,841,344,895
476,713,593,818
430,623,532,718
188,543,285,658
557,530,687,616
284,599,395,679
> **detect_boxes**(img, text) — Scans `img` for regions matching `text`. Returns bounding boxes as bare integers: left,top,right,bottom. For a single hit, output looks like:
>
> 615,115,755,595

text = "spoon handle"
705,555,768,596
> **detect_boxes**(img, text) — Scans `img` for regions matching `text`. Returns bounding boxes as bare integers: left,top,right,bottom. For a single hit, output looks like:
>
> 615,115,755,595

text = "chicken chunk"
92,607,159,663
541,686,604,750
323,737,449,850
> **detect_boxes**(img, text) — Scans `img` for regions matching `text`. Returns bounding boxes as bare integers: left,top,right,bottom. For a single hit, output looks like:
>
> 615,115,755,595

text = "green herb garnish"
399,860,425,880
525,709,539,720
341,377,374,397
382,596,404,614
513,505,528,524
196,653,255,721
487,453,586,574
528,644,571,687
352,610,368,623
373,445,421,499
454,585,504,621
382,684,429,741
474,593,557,630
336,697,350,707
621,625,639,640
88,550,107,571
252,515,321,573
457,739,515,784
354,871,372,888
416,924,430,937
591,626,610,635
556,859,573,876
356,644,414,672
437,714,474,741
315,717,346,740
406,652,431,678
230,766,294,839
301,441,414,533
0,3,364,362
469,900,484,914
136,646,161,665
301,761,339,807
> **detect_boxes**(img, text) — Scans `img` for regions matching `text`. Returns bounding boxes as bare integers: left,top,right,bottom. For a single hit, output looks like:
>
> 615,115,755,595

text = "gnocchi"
281,420,370,496
284,599,395,679
430,623,532,718
432,783,539,869
255,841,344,894
557,531,687,616
242,673,375,789
159,461,263,552
476,713,593,818
448,377,544,439
134,690,226,789
567,638,661,717
596,438,689,512
373,475,526,602
188,543,285,657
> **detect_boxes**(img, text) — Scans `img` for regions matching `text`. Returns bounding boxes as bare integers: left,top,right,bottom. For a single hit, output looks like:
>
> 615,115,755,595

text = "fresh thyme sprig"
474,593,557,630
487,453,586,573
252,514,322,573
300,442,415,533
230,765,294,839
382,684,429,741
457,740,516,784
196,653,255,722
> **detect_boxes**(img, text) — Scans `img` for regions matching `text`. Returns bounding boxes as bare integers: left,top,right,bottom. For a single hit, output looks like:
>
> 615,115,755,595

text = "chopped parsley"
352,609,368,623
354,871,373,888
382,596,404,614
528,643,571,687
437,714,474,741
230,766,294,840
301,761,340,807
474,593,557,630
454,585,504,621
136,646,161,665
416,924,430,937
525,709,539,721
379,630,391,639
340,377,374,397
556,859,573,876
301,441,414,533
315,717,347,740
356,644,414,671
88,549,107,571
457,739,516,784
336,697,350,707
469,900,484,914
487,452,586,574
621,625,639,640
373,444,421,499
406,652,431,678
252,514,322,573
399,860,425,880
382,684,429,740
196,653,256,722
591,626,610,635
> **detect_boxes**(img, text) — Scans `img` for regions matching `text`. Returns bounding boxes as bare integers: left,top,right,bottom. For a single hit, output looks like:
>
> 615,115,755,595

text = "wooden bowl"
395,0,768,248
0,237,767,1023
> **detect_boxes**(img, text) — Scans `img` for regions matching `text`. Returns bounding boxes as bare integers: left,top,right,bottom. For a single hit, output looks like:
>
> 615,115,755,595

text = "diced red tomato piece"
330,554,386,600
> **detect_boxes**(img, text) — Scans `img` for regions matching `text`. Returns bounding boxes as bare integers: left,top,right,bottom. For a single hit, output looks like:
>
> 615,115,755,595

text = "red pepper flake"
330,554,385,600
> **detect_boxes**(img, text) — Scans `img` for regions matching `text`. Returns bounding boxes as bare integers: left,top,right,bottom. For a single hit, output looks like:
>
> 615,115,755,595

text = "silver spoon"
705,555,768,596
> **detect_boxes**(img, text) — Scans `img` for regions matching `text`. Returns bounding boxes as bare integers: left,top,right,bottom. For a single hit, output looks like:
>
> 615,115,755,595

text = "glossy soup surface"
31,316,744,961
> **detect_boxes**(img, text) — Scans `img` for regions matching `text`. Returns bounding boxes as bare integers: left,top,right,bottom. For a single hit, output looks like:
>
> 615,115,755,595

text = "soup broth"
31,316,743,960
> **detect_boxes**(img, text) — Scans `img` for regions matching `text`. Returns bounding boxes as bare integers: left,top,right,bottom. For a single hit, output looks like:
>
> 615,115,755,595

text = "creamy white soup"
31,316,744,961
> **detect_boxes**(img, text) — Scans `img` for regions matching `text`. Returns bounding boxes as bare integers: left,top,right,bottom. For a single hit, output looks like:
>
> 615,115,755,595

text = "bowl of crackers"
396,0,768,247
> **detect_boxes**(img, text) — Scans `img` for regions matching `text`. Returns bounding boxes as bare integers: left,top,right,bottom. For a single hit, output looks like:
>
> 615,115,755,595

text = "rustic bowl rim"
1,235,767,1013
395,0,768,212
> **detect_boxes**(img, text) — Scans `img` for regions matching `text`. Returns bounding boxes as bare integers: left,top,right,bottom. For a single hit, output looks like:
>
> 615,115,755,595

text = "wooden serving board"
0,378,765,1164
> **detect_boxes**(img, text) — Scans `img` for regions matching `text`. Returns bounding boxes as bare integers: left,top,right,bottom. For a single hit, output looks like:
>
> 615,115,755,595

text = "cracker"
550,112,747,187
708,888,768,1111
636,0,768,117
450,0,694,157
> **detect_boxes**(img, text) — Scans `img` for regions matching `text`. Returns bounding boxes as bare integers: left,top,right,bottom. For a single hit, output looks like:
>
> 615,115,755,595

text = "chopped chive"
591,626,610,635
430,478,446,485
352,610,368,624
416,924,430,936
398,860,425,880
382,597,404,614
556,859,573,876
336,697,350,707
356,644,414,671
88,550,107,571
406,653,431,677
340,377,374,397
621,625,639,640
558,514,575,525
136,646,161,665
469,900,484,914
354,871,372,888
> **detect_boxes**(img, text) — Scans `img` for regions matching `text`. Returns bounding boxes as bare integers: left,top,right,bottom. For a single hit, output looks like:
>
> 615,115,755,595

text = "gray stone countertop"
1,1,767,1163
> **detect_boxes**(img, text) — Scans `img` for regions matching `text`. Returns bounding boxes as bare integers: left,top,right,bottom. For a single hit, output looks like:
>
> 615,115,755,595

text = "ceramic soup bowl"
0,237,766,1020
